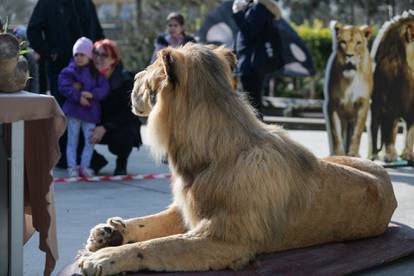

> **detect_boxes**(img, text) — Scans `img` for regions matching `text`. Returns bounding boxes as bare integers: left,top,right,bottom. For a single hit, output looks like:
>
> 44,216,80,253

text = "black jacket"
99,63,142,147
27,0,104,68
233,2,274,76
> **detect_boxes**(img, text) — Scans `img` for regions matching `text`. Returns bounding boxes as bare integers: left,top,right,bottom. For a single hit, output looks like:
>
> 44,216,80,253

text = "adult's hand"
82,91,93,99
232,0,248,13
90,126,106,144
80,95,91,107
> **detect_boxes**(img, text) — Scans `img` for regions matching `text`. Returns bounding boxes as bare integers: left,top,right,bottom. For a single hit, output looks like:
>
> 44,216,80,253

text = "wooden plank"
263,116,325,125
59,223,414,276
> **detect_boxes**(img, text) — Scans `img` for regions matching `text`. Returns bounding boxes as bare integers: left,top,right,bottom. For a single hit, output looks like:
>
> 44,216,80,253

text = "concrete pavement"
23,129,414,275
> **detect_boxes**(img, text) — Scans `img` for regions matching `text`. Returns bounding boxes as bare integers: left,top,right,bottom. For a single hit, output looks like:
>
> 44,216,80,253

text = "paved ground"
24,129,414,275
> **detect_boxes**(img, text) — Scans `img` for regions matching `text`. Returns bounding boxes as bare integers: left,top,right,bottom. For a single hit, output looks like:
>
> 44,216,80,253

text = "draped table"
0,91,66,276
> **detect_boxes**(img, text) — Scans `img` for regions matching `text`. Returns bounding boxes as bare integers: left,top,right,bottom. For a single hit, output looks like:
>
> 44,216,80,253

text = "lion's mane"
371,10,414,76
141,44,318,246
370,10,414,157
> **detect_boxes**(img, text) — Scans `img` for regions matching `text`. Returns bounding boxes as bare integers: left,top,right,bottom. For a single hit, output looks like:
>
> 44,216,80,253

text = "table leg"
0,123,8,276
10,121,24,276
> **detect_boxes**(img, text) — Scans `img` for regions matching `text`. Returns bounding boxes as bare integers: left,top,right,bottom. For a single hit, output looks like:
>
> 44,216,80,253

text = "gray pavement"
23,129,414,275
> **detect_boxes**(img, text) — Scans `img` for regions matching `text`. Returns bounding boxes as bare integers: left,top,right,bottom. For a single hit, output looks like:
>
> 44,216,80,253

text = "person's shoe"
67,167,79,177
79,167,94,178
90,153,108,175
114,157,127,176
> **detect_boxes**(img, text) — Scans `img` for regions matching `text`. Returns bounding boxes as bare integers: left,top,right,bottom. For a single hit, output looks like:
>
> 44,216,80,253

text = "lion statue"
370,10,414,162
78,44,397,275
323,21,373,157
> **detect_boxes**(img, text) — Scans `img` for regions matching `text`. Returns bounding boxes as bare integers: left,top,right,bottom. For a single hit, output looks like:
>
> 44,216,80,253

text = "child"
58,37,109,177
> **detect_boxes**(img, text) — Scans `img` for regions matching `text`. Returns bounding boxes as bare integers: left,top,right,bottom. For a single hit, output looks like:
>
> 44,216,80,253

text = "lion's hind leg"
322,155,397,233
80,234,253,276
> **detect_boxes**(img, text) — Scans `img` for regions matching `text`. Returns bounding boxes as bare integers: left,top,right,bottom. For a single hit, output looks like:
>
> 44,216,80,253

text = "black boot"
90,151,108,175
114,157,127,176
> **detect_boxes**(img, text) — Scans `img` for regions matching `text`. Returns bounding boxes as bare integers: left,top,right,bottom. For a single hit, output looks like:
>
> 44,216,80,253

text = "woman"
89,39,142,175
151,12,196,63
232,0,281,118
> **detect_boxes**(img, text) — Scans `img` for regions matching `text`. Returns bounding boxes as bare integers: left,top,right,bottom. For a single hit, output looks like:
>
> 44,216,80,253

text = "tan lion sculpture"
370,10,414,162
78,44,397,276
324,21,373,157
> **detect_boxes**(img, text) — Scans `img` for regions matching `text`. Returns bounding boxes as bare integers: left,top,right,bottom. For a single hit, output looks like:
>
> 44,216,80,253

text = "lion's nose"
346,54,353,58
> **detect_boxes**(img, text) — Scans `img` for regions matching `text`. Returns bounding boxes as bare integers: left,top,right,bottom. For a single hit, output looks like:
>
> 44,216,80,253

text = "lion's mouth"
343,62,356,71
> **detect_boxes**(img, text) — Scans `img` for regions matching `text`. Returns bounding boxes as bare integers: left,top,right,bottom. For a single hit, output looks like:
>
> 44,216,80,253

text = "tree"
0,0,35,25
281,0,414,25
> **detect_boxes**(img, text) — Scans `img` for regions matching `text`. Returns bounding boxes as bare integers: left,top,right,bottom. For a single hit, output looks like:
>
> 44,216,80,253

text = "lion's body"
79,44,397,275
370,10,414,162
324,22,373,157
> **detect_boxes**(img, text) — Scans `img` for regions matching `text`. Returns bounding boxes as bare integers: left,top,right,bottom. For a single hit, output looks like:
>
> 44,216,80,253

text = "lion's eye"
356,41,362,46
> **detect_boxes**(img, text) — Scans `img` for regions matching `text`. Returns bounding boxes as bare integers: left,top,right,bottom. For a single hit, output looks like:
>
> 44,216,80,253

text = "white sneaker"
79,167,94,177
67,167,79,177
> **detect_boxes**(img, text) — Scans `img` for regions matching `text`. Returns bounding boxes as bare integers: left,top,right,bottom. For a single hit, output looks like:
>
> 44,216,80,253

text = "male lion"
324,21,373,157
370,10,414,162
79,44,397,276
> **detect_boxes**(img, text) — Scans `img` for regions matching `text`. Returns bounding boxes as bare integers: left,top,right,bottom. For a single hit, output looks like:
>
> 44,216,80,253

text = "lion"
78,43,397,276
323,21,373,157
370,10,414,162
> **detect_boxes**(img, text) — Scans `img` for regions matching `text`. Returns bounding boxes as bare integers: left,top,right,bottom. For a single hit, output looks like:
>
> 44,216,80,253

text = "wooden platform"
58,223,414,276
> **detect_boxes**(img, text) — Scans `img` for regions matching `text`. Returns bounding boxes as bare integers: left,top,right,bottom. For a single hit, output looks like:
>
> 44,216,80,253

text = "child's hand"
81,91,93,99
73,82,82,90
80,95,91,107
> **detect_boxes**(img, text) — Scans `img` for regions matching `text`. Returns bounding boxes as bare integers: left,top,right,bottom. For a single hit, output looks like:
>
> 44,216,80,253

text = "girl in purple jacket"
58,37,109,177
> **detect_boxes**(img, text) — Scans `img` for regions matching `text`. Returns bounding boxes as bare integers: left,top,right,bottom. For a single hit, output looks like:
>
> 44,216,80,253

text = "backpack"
252,18,315,77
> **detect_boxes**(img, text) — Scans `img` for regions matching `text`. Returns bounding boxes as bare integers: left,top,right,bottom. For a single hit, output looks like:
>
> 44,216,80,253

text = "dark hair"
166,12,185,26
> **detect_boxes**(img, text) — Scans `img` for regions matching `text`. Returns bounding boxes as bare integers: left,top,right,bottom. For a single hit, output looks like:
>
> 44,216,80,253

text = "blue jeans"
66,117,95,168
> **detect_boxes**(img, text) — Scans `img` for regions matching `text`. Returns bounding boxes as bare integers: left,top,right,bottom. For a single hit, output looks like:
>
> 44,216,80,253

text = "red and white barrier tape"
54,172,171,183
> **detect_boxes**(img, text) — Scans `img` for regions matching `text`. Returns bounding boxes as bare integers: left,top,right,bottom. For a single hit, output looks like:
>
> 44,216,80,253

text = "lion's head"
131,43,259,161
372,10,414,76
131,43,236,118
331,21,372,78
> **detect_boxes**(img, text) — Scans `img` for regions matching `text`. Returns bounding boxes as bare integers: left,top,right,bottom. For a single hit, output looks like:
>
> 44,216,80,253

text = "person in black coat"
232,0,281,118
27,0,105,167
89,39,142,175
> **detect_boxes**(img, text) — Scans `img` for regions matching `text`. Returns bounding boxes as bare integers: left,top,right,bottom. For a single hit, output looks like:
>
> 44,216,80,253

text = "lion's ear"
360,25,373,39
213,46,237,72
330,20,342,35
160,48,179,88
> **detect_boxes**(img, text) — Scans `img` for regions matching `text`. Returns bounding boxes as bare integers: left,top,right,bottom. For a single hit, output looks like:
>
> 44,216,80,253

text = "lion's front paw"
86,217,127,252
333,147,346,156
384,145,398,163
347,150,361,158
79,247,124,276
401,148,414,161
384,152,398,163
